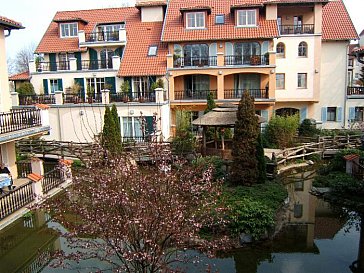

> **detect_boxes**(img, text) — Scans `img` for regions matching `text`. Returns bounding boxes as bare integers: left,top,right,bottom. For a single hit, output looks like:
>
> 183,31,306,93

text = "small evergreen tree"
205,91,217,114
17,82,35,95
102,106,122,154
256,133,266,183
231,91,259,186
111,104,121,145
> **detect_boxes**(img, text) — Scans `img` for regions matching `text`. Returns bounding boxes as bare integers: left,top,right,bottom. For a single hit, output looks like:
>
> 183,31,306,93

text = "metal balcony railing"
110,92,156,103
19,94,55,105
36,61,70,72
80,60,113,70
224,89,269,99
0,109,42,135
279,24,314,35
224,55,269,66
85,31,120,42
173,56,217,68
174,90,217,100
347,86,364,96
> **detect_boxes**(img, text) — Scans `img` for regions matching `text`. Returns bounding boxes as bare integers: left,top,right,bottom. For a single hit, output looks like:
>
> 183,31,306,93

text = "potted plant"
120,80,130,103
87,85,95,103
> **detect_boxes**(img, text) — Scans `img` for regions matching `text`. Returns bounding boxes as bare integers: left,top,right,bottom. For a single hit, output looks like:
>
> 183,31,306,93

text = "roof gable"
0,15,24,30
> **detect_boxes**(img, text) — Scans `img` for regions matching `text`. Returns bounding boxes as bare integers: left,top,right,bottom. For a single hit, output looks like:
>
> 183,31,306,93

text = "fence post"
54,91,64,105
30,157,45,202
101,89,110,104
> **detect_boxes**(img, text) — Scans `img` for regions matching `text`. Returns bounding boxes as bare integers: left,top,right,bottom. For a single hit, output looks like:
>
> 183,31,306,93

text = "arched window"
276,42,285,58
183,44,208,66
100,49,114,69
298,42,307,57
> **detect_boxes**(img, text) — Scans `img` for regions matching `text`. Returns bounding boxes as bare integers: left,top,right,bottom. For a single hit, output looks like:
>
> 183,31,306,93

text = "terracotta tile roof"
353,46,364,54
322,0,358,41
0,15,24,30
264,0,328,3
35,7,136,53
343,154,359,161
162,0,279,42
35,103,50,110
118,20,167,77
9,71,30,81
27,173,42,182
135,1,167,8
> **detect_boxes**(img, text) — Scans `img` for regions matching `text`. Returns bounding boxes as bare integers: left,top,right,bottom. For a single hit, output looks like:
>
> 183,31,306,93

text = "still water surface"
0,170,360,273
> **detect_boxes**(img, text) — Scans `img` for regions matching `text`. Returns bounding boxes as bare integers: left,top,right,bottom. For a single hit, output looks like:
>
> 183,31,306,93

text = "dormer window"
60,22,78,38
186,12,205,29
237,9,257,27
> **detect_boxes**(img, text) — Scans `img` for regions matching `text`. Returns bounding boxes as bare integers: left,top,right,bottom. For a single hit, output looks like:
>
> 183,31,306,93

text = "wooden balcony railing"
174,90,217,100
80,60,113,70
0,109,42,135
19,94,55,105
110,92,156,103
279,24,314,35
173,56,217,68
347,86,364,96
36,61,70,72
224,55,269,66
224,89,269,99
85,31,120,42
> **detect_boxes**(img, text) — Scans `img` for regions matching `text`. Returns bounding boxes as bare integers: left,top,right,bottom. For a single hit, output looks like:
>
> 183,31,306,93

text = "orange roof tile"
35,7,136,54
135,1,167,8
9,71,30,81
35,103,50,110
265,0,328,3
0,15,24,30
27,173,42,182
322,0,358,41
162,0,279,42
118,21,167,77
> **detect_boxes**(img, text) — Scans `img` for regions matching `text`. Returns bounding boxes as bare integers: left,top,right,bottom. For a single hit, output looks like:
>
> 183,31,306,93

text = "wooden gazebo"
192,104,264,159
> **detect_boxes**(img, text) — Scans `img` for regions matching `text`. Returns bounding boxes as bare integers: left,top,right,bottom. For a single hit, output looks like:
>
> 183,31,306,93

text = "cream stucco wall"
44,103,170,142
316,41,349,129
0,26,12,112
0,142,18,178
141,6,164,22
274,36,317,101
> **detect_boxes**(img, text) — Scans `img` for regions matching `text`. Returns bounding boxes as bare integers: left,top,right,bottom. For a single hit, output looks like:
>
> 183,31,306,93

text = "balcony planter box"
250,56,261,65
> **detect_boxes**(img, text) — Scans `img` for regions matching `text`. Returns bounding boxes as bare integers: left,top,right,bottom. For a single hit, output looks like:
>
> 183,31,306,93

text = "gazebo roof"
192,105,265,127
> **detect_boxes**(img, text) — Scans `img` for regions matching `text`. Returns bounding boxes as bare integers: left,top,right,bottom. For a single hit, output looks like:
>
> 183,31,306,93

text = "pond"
0,169,361,273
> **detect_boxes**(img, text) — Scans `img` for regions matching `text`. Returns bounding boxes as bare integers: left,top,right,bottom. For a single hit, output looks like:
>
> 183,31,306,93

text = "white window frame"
297,73,307,89
186,12,205,29
148,46,158,56
60,22,78,38
86,77,105,94
237,9,257,27
49,79,58,94
276,73,285,89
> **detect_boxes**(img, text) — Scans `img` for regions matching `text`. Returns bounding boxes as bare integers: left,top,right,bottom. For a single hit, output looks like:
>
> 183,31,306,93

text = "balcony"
279,24,314,35
173,56,217,68
347,86,364,96
36,61,70,72
224,55,269,66
0,109,42,135
19,95,55,106
174,90,217,100
85,31,120,42
110,92,156,103
80,60,113,70
224,89,269,100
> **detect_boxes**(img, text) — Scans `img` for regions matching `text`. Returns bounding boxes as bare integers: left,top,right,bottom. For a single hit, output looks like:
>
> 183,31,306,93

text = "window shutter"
321,107,327,122
105,77,116,93
74,78,85,98
145,116,154,135
89,48,98,69
337,107,343,122
300,107,307,123
49,53,57,71
75,52,82,70
114,47,123,58
349,107,356,121
57,79,63,91
43,79,49,95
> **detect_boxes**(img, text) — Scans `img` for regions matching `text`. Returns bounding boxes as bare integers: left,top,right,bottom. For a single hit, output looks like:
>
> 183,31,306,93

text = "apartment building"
27,3,170,142
0,16,49,177
161,0,357,131
22,0,357,142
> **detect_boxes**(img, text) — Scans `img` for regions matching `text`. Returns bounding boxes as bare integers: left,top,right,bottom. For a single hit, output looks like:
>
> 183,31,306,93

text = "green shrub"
263,114,299,149
328,149,364,172
192,156,225,180
299,119,319,137
17,82,35,95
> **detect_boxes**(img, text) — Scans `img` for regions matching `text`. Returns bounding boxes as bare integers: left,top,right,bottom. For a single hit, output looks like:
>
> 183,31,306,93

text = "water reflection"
0,169,361,273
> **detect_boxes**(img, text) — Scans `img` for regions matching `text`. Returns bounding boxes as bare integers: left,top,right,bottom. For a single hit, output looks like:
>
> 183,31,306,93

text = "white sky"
2,0,364,59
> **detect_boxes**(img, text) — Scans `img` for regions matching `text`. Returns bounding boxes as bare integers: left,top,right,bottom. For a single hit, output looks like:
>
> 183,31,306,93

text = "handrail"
0,109,42,135
279,24,314,35
174,90,217,100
